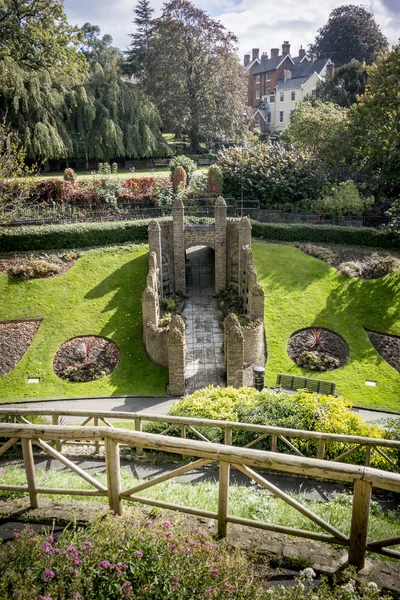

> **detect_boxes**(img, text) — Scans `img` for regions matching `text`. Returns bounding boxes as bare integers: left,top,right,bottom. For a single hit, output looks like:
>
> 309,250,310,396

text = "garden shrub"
7,259,61,279
337,254,399,278
207,164,223,196
169,155,196,182
251,221,400,248
63,168,77,183
293,243,335,264
169,387,389,467
0,512,388,600
310,181,374,217
217,288,244,319
172,166,187,193
0,219,156,251
218,142,327,207
295,351,340,372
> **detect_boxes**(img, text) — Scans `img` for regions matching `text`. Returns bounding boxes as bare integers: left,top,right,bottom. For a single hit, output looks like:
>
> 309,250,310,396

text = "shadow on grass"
84,253,168,397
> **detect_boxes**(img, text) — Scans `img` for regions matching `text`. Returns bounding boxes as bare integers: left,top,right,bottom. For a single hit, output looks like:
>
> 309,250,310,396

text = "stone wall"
168,315,186,395
224,313,244,388
144,321,169,367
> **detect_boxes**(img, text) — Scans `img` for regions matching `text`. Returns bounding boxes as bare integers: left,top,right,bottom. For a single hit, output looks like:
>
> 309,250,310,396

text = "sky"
64,0,400,59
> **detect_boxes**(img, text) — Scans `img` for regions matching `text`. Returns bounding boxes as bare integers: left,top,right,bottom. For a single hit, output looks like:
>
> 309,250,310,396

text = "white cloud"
63,0,399,56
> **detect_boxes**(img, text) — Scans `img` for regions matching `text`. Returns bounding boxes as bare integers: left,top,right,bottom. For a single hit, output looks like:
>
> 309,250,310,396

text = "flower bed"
0,319,41,376
287,328,349,372
53,336,120,382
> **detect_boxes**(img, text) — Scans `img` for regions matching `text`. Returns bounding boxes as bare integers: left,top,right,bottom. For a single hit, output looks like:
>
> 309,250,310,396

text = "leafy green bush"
293,243,335,264
311,181,374,217
0,219,157,251
207,164,223,196
170,387,388,466
338,254,399,279
172,166,187,192
63,168,77,183
216,288,244,319
218,142,327,207
169,155,197,182
295,351,340,372
7,259,61,279
251,221,399,248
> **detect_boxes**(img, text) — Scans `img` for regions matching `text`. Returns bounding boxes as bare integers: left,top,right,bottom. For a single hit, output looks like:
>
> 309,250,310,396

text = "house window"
255,75,260,84
270,95,275,103
267,112,271,123
255,89,260,99
267,72,271,81
279,111,284,123
311,89,316,97
280,92,284,102
291,91,295,101
254,116,260,126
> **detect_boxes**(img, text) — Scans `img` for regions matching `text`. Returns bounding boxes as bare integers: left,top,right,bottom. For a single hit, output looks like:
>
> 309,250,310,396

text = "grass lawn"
253,242,400,412
0,244,168,401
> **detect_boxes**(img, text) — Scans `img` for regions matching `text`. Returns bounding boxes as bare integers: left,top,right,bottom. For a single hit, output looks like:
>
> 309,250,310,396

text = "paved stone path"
183,246,225,393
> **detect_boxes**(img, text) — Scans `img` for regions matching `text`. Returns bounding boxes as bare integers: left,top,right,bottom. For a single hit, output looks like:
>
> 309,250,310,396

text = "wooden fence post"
22,438,39,509
52,415,61,452
94,417,100,454
317,439,325,460
135,418,144,456
105,437,122,515
218,428,232,537
348,479,372,569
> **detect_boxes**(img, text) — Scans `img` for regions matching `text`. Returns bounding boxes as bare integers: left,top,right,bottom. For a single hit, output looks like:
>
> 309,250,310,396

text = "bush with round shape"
63,168,77,183
207,164,223,196
169,155,196,182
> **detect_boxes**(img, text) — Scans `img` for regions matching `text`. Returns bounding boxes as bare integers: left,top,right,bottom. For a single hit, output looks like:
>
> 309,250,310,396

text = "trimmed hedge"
251,220,400,249
0,220,167,251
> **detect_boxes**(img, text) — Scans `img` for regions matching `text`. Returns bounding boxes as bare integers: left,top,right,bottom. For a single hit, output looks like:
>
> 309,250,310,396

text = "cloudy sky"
64,0,399,59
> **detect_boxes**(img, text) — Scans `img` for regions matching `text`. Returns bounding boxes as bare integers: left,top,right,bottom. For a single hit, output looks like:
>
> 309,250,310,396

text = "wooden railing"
0,408,399,471
1,420,400,570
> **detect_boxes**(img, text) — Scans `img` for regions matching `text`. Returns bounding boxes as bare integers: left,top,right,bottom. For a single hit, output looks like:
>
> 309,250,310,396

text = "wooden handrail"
1,423,400,570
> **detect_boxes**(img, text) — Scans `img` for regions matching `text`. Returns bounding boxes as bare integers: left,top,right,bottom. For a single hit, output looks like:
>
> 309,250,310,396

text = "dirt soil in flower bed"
53,336,120,382
287,328,349,370
367,331,400,372
0,320,41,376
0,250,82,278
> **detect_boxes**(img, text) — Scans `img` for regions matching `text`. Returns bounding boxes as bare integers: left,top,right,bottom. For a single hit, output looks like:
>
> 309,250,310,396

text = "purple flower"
39,596,53,600
162,520,171,528
67,546,78,555
205,587,213,598
122,582,132,589
45,536,54,544
225,582,234,593
43,570,55,582
135,551,143,559
74,557,83,566
13,532,20,540
0,468,5,476
209,568,219,575
99,560,111,570
83,541,92,548
144,519,153,527
165,532,173,540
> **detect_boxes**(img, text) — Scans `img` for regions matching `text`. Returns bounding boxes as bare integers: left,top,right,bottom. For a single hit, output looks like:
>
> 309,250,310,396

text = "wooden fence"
1,416,400,570
0,408,399,470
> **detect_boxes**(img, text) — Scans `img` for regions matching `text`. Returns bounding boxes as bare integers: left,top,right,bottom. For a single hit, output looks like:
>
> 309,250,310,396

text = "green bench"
276,373,336,395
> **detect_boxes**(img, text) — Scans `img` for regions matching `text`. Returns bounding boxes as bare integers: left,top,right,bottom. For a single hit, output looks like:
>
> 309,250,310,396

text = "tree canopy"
316,61,368,107
124,0,154,79
310,5,388,66
142,0,248,150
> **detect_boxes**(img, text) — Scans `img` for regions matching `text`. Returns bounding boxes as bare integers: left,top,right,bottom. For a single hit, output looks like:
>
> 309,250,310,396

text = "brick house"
245,41,334,135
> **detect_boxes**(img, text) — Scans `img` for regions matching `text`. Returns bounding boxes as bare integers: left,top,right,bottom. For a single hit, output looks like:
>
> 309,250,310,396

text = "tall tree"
143,0,248,150
317,61,368,107
0,0,85,73
350,43,400,198
124,0,154,78
310,5,388,66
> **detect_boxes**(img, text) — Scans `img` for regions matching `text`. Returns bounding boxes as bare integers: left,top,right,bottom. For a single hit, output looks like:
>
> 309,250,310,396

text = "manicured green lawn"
0,245,168,402
253,242,400,412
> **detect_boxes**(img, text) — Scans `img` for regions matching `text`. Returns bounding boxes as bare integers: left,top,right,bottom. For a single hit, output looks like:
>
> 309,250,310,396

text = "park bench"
197,158,212,166
276,373,336,395
153,158,170,168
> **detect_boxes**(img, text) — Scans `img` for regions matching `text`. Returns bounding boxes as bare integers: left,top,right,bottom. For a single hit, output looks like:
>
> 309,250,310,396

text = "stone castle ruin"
142,197,266,395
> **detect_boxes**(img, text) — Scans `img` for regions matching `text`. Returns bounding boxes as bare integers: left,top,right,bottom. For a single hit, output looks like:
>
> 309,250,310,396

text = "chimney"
311,53,318,63
244,53,250,67
299,46,306,60
326,61,335,78
282,41,291,55
252,48,259,61
261,52,269,60
271,48,279,58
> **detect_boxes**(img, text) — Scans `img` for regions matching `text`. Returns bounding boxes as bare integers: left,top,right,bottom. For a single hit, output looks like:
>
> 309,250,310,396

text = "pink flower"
209,568,219,575
165,532,173,540
225,582,234,593
74,557,83,566
135,551,143,559
45,536,54,544
13,533,20,539
205,587,213,598
43,570,55,582
162,520,171,528
99,560,111,570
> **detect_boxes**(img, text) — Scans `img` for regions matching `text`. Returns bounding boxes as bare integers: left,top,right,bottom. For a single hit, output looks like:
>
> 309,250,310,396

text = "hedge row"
0,220,164,251
251,220,400,249
1,218,398,252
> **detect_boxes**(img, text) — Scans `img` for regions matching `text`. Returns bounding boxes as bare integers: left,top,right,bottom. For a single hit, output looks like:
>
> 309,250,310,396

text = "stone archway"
185,245,215,295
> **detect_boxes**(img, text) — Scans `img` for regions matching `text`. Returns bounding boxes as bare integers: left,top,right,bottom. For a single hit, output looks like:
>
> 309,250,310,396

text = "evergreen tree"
317,61,368,108
310,5,388,66
124,0,154,78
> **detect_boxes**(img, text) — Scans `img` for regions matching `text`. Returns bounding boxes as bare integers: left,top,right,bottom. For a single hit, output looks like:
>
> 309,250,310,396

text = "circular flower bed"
287,327,349,372
53,336,120,382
